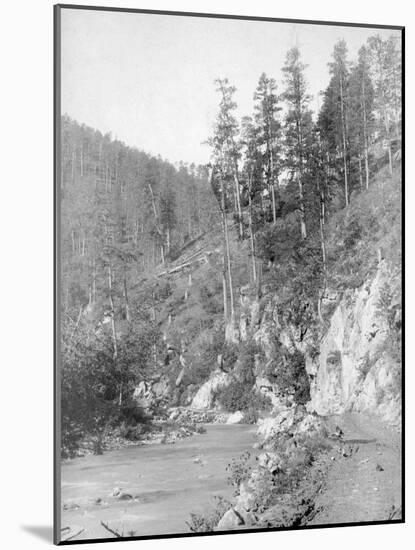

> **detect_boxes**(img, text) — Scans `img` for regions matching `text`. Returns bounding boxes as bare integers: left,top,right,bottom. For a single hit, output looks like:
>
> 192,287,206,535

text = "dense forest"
60,34,401,456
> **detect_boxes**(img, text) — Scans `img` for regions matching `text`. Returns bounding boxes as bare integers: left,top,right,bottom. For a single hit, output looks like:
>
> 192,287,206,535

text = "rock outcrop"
190,370,231,409
307,262,401,427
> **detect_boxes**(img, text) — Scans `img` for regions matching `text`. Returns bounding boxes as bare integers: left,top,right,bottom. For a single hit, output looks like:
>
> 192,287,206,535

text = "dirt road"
309,413,402,525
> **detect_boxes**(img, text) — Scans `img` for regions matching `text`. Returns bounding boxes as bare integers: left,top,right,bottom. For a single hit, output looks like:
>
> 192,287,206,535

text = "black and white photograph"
55,5,403,544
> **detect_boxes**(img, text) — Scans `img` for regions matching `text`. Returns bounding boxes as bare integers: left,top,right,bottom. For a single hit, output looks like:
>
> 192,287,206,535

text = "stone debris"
112,487,133,500
62,502,80,511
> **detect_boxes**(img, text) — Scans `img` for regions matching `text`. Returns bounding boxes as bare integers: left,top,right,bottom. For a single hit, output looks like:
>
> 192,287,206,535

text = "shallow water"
60,424,257,541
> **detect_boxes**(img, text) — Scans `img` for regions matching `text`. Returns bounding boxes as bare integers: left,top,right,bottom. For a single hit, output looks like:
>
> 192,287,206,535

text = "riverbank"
62,407,238,460
60,410,402,541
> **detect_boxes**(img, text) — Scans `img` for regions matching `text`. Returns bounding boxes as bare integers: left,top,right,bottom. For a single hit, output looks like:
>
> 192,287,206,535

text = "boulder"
215,508,244,531
191,370,231,410
226,411,244,424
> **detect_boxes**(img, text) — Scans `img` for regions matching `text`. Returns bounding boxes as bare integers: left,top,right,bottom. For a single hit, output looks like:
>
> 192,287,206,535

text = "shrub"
61,316,162,457
216,380,252,412
186,496,232,533
184,330,238,386
198,284,223,315
234,339,263,384
248,432,332,515
267,344,310,405
226,451,252,494
215,379,272,414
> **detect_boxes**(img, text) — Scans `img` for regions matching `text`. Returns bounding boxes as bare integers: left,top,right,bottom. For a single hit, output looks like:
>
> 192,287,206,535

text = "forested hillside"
60,33,401,458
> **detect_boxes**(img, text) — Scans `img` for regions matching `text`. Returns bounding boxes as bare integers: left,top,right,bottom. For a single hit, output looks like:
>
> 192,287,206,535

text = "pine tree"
240,115,263,284
348,45,375,190
214,78,244,239
253,73,282,224
207,79,242,335
282,47,314,238
328,39,351,206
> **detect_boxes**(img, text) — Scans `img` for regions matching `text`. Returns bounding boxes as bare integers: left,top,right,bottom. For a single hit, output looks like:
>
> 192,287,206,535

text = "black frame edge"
55,3,404,31
54,3,62,546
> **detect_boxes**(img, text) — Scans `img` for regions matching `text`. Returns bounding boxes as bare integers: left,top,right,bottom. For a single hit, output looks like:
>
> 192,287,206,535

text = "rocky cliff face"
235,260,401,430
306,261,401,428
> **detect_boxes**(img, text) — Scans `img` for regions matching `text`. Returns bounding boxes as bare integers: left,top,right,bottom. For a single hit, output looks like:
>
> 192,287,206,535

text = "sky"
61,9,401,166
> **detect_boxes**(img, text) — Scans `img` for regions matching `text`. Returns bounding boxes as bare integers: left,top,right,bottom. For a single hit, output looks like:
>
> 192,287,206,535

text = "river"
61,424,257,541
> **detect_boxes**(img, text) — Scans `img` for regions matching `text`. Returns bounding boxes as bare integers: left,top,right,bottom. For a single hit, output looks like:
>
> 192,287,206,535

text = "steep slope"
135,163,402,431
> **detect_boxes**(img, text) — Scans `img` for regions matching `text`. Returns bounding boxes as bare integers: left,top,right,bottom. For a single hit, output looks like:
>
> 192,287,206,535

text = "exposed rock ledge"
307,261,401,428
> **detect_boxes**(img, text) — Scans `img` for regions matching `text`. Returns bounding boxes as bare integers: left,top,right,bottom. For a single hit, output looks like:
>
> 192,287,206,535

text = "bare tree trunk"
222,196,234,322
208,165,230,326
248,175,257,283
107,264,118,359
123,264,130,322
364,143,370,190
233,166,244,239
151,291,157,364
148,183,165,264
270,180,277,224
381,87,393,176
317,175,327,324
298,176,307,239
317,181,327,270
71,230,76,253
222,265,228,324
269,131,277,224
358,155,363,190
107,262,121,405
297,111,307,238
362,77,370,189
217,176,235,328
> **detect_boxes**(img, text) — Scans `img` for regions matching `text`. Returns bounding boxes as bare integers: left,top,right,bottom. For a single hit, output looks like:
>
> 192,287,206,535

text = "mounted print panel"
54,4,404,544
